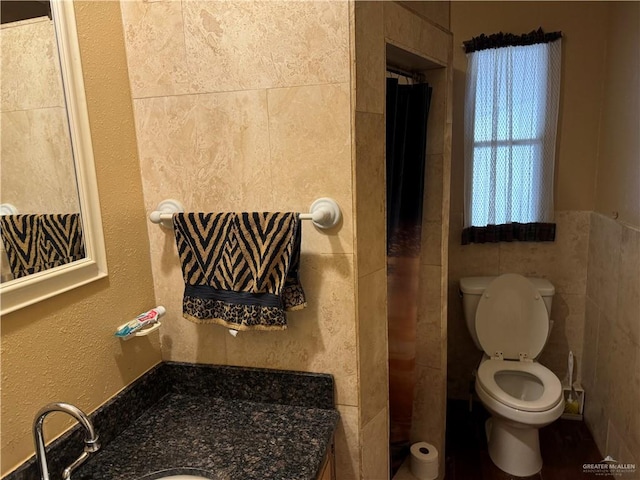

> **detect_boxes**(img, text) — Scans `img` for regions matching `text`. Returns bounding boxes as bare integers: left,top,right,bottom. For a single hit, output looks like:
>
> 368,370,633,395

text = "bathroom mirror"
0,0,107,315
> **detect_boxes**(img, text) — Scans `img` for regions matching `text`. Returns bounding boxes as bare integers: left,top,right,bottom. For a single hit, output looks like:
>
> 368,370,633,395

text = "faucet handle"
61,436,100,479
62,451,91,480
84,435,100,453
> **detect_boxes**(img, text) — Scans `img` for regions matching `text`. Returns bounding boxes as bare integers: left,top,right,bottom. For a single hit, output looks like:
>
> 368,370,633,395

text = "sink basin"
138,469,215,480
156,477,211,480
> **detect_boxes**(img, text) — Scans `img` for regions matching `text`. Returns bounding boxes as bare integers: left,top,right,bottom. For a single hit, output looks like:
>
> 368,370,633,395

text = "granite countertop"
74,393,338,480
6,363,339,480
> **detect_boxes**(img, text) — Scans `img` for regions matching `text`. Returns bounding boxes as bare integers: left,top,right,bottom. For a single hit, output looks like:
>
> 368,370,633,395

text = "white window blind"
464,39,562,228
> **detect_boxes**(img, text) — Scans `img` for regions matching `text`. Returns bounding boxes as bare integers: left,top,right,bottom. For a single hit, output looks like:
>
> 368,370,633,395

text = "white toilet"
460,273,564,477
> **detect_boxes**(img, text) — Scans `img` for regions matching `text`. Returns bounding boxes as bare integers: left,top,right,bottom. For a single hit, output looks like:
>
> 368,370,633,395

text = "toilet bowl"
476,357,564,476
460,274,563,477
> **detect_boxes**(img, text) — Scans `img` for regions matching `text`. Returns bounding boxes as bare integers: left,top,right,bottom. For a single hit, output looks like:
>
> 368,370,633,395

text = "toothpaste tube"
115,306,166,338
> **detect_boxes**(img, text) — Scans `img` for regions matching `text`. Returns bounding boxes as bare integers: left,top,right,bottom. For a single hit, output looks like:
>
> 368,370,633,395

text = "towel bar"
149,197,341,230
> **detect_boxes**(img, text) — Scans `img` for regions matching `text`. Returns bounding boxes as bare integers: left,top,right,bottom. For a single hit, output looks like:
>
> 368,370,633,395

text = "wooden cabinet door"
317,443,335,480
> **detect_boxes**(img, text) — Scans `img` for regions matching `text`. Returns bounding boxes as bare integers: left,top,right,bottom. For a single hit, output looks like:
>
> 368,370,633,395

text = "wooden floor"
444,400,612,480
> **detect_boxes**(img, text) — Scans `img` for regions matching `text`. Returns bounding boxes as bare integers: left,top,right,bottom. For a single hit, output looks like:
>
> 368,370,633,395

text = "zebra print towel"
1,213,85,278
173,212,306,330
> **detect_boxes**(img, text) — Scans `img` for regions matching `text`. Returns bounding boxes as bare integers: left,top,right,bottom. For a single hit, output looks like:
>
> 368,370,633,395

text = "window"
463,31,562,244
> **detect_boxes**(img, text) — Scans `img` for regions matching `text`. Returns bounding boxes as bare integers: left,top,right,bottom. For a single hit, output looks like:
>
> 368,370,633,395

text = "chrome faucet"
33,402,100,480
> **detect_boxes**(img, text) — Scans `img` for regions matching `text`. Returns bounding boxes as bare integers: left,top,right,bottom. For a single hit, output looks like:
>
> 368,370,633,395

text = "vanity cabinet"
317,443,335,480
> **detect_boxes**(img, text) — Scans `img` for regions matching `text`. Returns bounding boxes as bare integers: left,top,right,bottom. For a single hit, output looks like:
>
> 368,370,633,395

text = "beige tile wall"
0,17,79,214
353,4,387,477
354,2,452,479
410,62,452,479
120,1,359,478
582,213,639,466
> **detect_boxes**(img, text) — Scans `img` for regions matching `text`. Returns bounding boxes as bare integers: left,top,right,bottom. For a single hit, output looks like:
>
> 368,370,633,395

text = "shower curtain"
386,77,432,473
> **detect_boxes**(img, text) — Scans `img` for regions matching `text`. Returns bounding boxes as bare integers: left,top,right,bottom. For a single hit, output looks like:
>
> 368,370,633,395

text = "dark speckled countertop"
74,394,337,480
6,363,339,480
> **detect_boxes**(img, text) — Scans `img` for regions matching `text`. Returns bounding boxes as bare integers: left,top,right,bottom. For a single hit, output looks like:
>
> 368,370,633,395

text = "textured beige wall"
0,17,79,214
450,1,609,216
447,1,611,400
120,1,359,478
594,2,640,228
0,2,161,475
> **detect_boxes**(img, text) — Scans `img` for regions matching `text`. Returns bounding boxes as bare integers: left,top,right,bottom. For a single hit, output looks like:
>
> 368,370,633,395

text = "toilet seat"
475,274,550,360
477,359,562,412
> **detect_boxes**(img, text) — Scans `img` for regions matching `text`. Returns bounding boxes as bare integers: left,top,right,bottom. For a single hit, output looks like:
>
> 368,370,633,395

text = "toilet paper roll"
410,442,439,480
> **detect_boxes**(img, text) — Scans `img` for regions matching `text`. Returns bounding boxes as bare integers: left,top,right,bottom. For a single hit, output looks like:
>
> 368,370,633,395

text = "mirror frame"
1,0,108,315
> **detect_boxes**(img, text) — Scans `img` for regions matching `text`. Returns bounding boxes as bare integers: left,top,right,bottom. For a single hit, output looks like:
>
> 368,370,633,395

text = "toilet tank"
459,276,555,351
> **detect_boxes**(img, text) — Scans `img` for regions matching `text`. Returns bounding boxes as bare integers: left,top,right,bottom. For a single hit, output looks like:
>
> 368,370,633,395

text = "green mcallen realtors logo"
583,456,637,476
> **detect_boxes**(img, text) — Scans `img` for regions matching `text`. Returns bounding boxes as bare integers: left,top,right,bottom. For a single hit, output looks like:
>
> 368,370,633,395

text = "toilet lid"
476,274,549,360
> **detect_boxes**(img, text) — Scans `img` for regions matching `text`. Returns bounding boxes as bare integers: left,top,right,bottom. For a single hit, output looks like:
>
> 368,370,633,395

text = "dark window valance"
461,222,556,245
463,28,562,54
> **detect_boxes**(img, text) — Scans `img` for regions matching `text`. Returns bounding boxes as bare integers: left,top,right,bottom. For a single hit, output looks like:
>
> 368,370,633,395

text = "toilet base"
485,417,542,477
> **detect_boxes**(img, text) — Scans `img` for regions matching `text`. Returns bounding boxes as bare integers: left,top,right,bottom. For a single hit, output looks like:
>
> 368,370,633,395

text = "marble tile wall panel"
384,2,449,67
121,0,349,98
183,1,350,93
1,18,64,111
1,18,78,215
417,265,442,369
583,213,640,463
397,1,450,30
587,213,623,316
608,326,638,441
617,226,640,346
361,407,390,480
358,268,388,427
411,364,446,472
423,154,444,224
421,221,443,266
120,0,191,98
538,292,586,382
581,297,600,391
499,211,591,295
354,1,384,114
424,69,446,157
133,90,274,213
355,111,385,277
267,83,353,255
224,254,358,407
1,108,78,213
